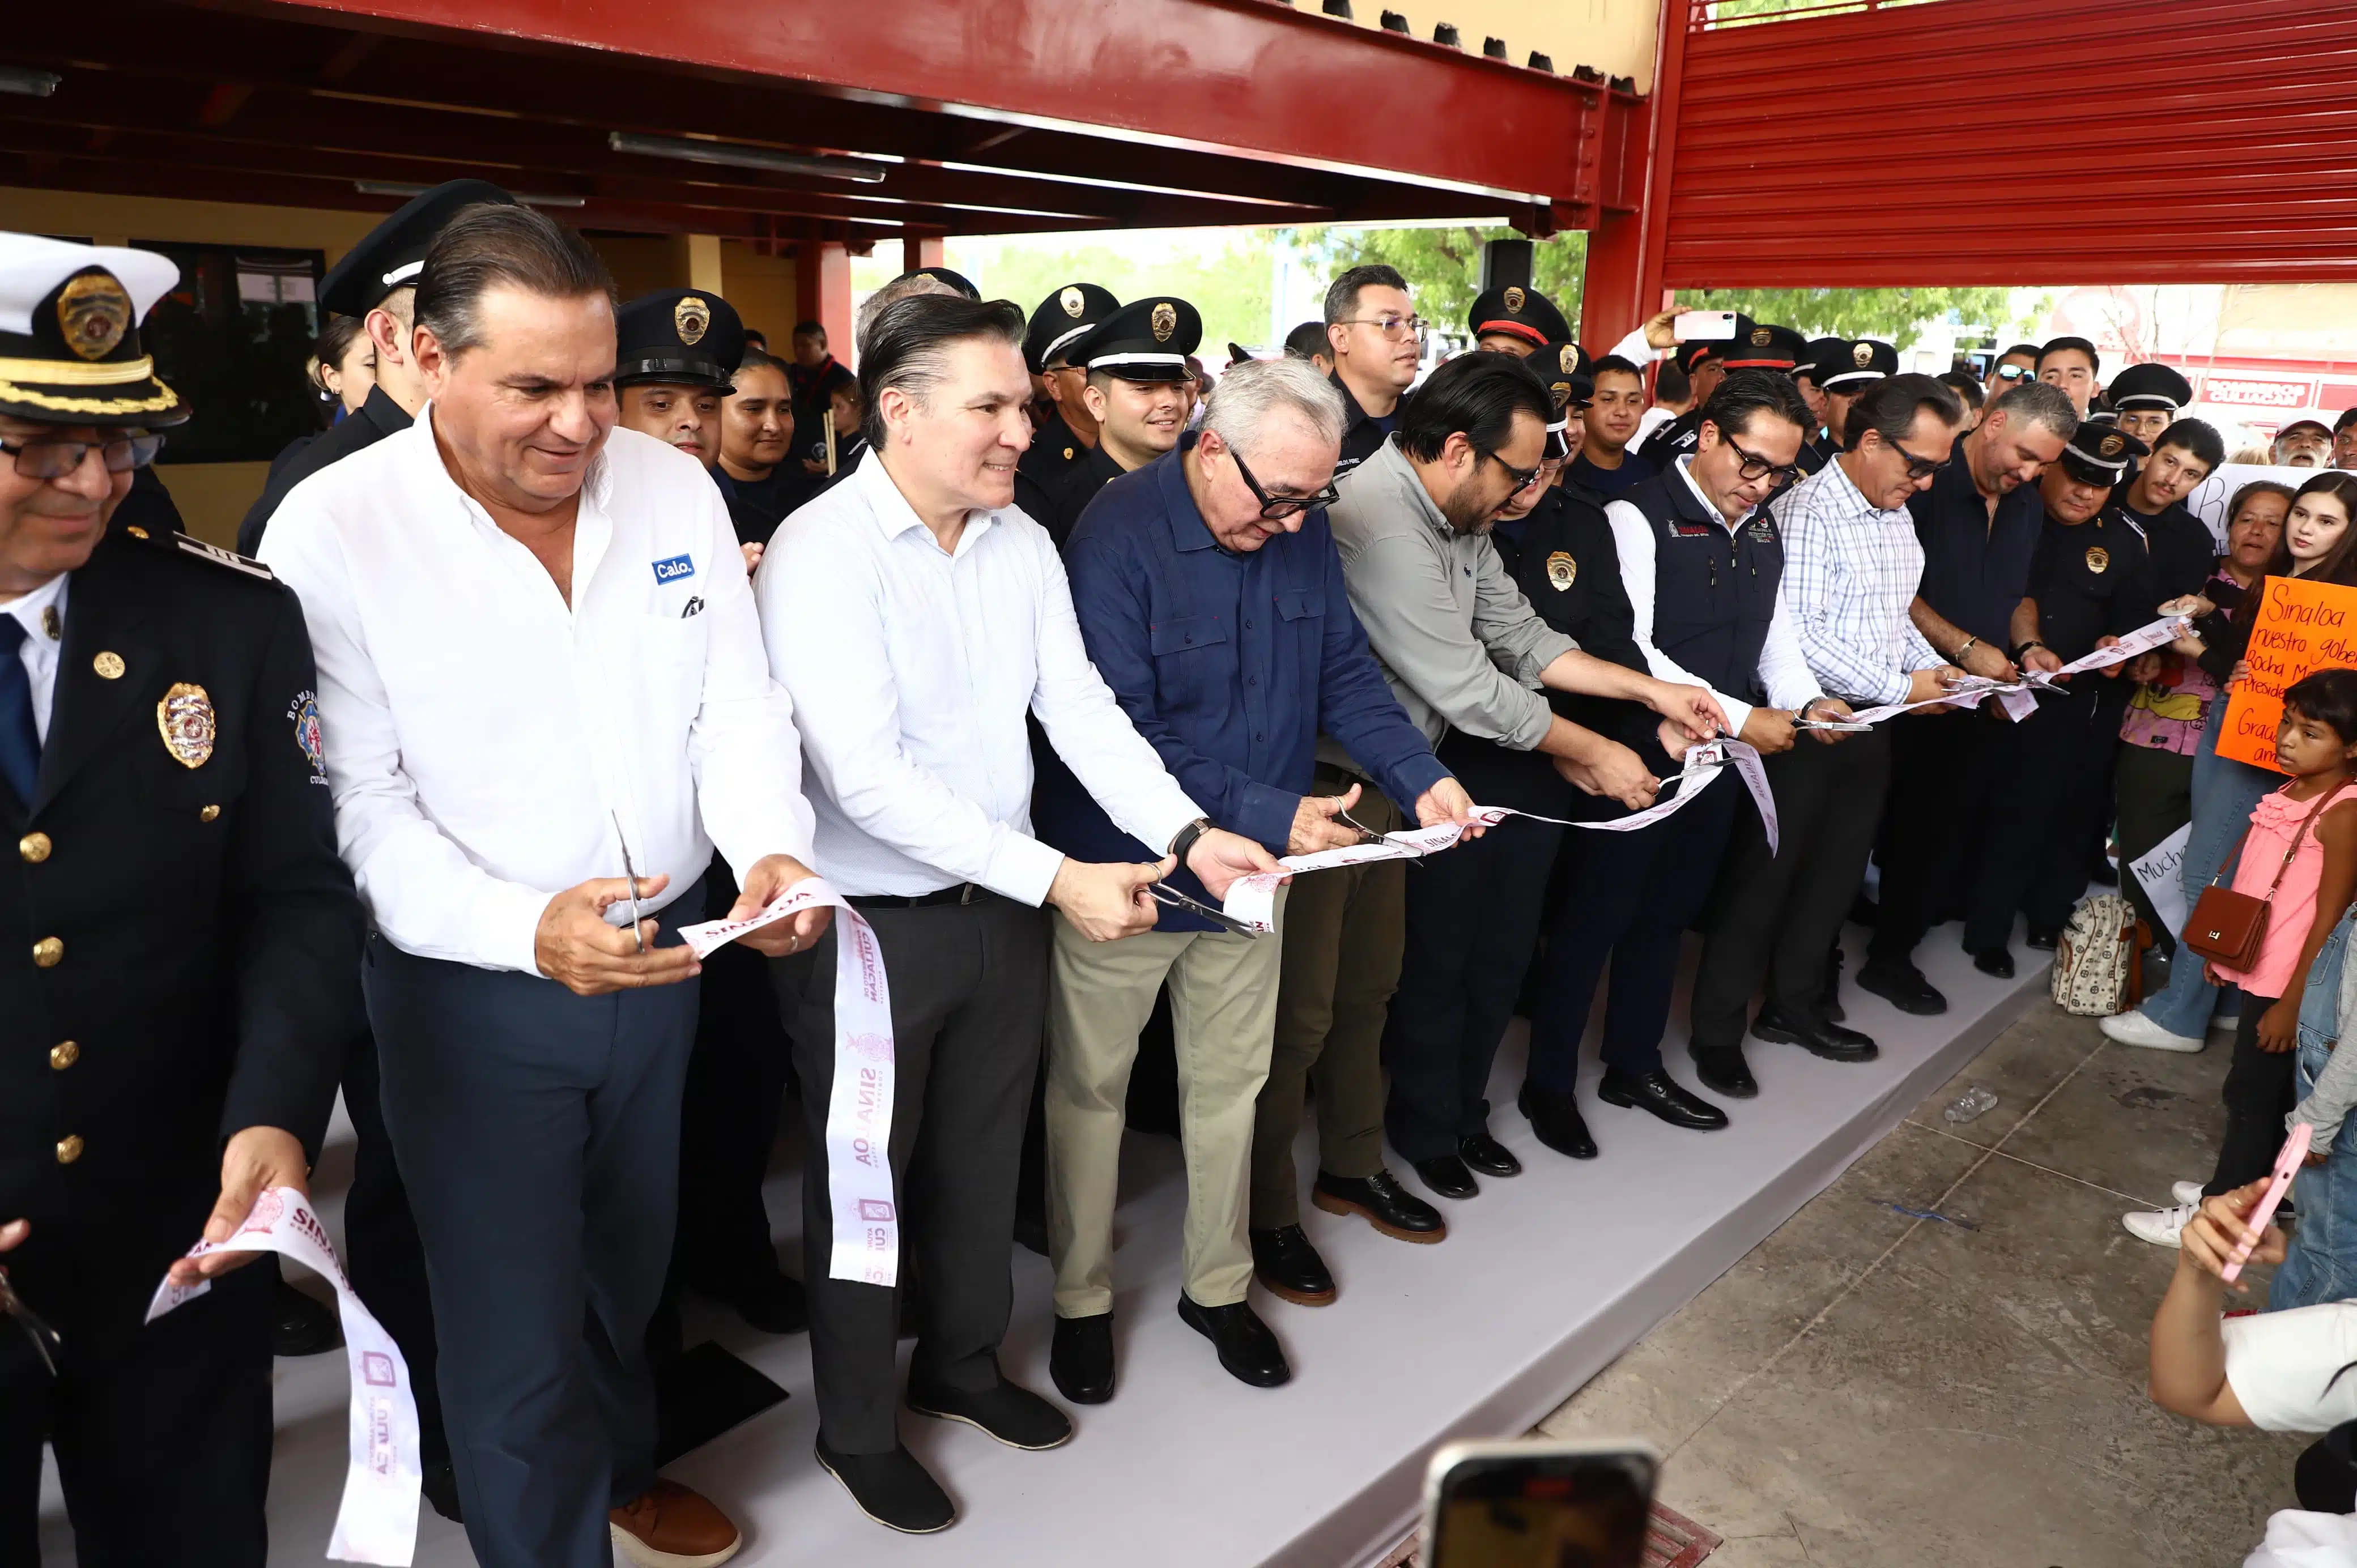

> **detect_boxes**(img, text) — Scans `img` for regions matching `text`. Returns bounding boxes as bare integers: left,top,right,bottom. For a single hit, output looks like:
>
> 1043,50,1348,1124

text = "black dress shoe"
273,1277,340,1358
1856,957,1948,1017
1598,1067,1728,1130
1250,1224,1337,1306
1311,1169,1446,1243
1457,1131,1521,1178
1049,1313,1114,1405
2025,926,2060,952
815,1435,955,1534
1823,945,1847,1023
1177,1294,1290,1388
907,1376,1073,1451
1750,1002,1879,1063
1517,1083,1597,1159
1411,1153,1479,1200
1691,1046,1758,1099
1972,945,2015,978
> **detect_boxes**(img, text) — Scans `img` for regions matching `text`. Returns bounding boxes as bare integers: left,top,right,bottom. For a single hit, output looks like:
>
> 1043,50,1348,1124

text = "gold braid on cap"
0,355,158,386
0,379,180,414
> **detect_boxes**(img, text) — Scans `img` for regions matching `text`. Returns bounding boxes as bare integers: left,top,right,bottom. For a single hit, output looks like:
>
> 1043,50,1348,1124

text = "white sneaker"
2125,1203,2197,1247
2173,1181,2205,1206
2211,1011,2241,1036
2100,1010,2205,1053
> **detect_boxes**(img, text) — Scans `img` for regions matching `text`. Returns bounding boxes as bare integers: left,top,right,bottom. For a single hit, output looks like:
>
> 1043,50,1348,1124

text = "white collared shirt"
259,410,814,973
755,449,1201,901
0,572,67,740
1606,455,1821,737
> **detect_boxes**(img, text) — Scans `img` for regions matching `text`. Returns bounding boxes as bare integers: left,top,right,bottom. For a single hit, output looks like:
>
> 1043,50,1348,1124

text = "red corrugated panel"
1666,0,2357,285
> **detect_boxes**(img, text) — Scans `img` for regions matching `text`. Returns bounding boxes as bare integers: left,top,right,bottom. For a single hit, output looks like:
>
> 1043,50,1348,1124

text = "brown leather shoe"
609,1480,743,1568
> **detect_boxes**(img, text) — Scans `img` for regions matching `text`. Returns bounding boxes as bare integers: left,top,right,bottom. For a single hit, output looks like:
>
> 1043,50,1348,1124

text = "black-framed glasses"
1482,450,1547,495
1229,445,1340,521
1871,432,1953,482
1721,433,1804,488
1335,313,1428,342
1993,364,2033,384
1,433,165,481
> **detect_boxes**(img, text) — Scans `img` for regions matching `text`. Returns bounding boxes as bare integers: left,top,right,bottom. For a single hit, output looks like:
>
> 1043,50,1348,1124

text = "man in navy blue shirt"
1033,357,1473,1402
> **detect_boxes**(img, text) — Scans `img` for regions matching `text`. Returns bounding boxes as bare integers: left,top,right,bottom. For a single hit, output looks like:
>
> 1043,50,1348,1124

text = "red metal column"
1579,0,1687,351
798,241,854,360
903,236,946,275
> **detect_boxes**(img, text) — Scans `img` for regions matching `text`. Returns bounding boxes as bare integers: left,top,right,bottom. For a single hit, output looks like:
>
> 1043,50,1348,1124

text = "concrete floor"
1539,998,2311,1568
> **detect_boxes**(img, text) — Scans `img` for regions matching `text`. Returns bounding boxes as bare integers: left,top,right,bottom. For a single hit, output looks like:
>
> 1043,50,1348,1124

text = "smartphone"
1671,310,1737,343
2224,1120,2312,1282
1420,1439,1658,1568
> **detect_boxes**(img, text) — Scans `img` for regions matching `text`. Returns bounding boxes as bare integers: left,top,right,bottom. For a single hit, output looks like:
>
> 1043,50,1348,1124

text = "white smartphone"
1672,310,1737,343
1420,1438,1660,1568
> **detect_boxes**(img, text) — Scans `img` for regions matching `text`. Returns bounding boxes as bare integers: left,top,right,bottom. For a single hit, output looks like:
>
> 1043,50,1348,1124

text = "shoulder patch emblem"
287,691,326,783
173,534,274,581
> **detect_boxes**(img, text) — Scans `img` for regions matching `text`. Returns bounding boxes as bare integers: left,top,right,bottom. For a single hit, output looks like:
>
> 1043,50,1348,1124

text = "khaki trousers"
1044,893,1286,1318
1250,774,1405,1229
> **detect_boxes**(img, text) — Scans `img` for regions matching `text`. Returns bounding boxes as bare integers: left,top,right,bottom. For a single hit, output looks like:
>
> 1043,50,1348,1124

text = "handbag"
2182,780,2354,970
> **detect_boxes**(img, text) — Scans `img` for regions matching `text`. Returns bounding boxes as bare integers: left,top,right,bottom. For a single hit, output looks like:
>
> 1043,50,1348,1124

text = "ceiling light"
354,180,585,209
608,132,890,184
0,67,62,98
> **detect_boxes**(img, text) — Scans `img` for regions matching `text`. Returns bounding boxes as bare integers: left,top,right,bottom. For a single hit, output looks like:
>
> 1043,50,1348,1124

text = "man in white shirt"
756,292,1279,1535
263,204,822,1568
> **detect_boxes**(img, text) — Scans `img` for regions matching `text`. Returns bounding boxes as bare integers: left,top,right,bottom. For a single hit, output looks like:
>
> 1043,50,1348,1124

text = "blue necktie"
0,616,39,808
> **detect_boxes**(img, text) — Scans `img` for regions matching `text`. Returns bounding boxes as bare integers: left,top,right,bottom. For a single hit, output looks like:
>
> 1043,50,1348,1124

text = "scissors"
1,1269,61,1379
1146,879,1265,938
1333,802,1425,867
611,811,647,953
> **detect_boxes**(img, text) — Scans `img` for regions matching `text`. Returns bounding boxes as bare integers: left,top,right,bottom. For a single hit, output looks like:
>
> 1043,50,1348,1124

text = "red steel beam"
224,0,1607,210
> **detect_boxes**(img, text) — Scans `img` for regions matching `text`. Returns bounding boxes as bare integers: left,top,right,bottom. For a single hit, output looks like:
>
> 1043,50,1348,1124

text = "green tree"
942,230,1280,358
1673,286,2044,350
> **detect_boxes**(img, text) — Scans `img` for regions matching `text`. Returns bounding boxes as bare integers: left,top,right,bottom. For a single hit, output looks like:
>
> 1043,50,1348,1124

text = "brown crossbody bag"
2183,779,2354,970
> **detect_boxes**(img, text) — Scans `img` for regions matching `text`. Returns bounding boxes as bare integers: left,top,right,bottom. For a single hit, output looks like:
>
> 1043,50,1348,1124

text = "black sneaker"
815,1435,955,1534
906,1377,1073,1451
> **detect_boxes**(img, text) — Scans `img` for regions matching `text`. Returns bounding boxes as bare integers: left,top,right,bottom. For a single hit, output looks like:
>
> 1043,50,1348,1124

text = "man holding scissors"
1035,358,1475,1401
262,204,824,1568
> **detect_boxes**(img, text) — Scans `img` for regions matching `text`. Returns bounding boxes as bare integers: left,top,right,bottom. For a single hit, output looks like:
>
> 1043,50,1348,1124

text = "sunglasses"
1482,450,1547,495
1,433,165,480
1874,433,1953,482
1229,445,1340,521
1993,364,2033,384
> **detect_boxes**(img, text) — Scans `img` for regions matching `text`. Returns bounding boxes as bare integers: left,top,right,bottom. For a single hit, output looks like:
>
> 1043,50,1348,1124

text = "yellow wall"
1331,0,1661,91
0,186,805,544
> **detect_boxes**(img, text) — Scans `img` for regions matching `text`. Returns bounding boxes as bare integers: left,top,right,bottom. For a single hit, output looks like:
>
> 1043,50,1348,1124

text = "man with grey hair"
1034,355,1476,1401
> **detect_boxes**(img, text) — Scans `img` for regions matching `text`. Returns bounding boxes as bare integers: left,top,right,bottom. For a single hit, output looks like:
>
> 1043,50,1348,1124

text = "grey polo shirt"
1318,436,1577,773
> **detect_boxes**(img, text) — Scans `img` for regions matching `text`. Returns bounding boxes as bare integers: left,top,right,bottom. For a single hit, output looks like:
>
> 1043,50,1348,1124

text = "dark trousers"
1,1261,272,1567
1969,683,2126,949
2115,740,2196,955
365,889,701,1568
1870,707,2016,966
2207,986,2298,1195
774,894,1048,1454
1692,729,1892,1053
673,859,797,1295
1384,735,1568,1162
1526,774,1742,1089
339,1025,445,1464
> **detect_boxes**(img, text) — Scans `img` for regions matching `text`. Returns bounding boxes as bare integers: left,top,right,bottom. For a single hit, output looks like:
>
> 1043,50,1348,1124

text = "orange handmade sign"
2219,575,2357,772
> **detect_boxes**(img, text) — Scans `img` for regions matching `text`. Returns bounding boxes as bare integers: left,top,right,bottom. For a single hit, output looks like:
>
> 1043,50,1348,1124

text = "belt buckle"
959,883,981,906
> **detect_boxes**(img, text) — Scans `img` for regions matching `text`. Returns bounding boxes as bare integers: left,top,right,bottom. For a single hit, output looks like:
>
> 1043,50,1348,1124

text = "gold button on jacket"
18,832,50,863
50,1040,79,1070
31,936,62,968
56,1135,83,1165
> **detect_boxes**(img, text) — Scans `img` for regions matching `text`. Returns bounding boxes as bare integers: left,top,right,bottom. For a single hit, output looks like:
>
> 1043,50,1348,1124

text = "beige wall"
0,186,805,545
1332,0,1661,91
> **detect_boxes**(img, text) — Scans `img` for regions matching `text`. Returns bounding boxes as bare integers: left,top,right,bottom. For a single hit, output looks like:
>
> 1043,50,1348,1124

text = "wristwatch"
1168,816,1216,867
2010,638,2047,662
1955,636,1980,663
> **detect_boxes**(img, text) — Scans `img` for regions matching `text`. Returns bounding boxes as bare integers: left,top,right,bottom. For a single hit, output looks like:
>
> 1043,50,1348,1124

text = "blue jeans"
2140,701,2279,1038
2271,913,2357,1311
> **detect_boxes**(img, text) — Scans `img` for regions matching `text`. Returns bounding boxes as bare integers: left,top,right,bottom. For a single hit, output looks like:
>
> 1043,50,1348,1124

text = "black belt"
847,882,995,910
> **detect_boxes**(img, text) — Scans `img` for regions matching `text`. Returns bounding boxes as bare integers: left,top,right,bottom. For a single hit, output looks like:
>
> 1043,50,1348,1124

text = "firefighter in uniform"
1016,295,1203,548
1017,282,1119,504
0,233,366,1566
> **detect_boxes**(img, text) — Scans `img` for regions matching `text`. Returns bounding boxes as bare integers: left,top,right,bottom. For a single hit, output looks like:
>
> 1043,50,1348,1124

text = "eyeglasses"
1482,450,1547,495
1228,445,1340,521
1721,433,1804,488
1,433,165,480
1336,314,1428,343
1993,364,2032,384
1874,433,1952,482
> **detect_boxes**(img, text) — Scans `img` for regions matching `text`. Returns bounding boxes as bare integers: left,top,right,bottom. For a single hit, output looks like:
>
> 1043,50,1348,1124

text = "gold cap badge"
1750,326,1772,347
2099,433,2125,458
1503,286,1526,314
1060,286,1086,318
57,272,131,362
158,682,215,769
1546,551,1577,590
673,295,710,347
1853,342,1874,367
1151,302,1177,343
2086,546,2111,574
1559,345,1579,374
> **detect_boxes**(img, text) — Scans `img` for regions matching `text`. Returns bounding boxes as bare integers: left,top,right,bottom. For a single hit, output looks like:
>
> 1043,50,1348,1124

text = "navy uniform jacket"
1330,373,1394,481
1016,441,1125,552
1018,406,1092,490
237,384,411,556
1511,482,1662,764
2026,506,2159,663
1035,438,1447,930
1,527,365,1350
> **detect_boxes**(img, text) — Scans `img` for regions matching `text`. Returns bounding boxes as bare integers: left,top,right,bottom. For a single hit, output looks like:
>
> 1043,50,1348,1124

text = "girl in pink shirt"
2205,669,2357,1193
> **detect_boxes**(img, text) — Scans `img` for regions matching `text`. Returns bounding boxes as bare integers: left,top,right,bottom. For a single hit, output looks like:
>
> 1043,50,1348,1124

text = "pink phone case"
2224,1121,2312,1282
